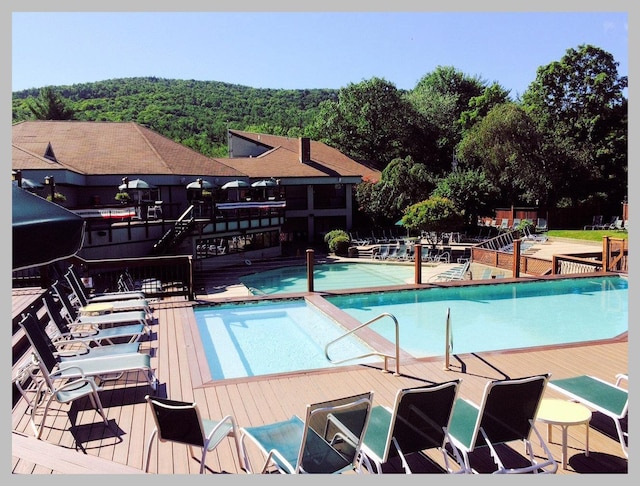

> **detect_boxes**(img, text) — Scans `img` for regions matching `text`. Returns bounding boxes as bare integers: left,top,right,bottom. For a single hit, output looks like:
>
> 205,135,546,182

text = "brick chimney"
299,137,311,164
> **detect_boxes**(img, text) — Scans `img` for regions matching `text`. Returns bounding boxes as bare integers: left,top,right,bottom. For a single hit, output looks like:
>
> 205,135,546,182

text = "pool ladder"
324,312,400,375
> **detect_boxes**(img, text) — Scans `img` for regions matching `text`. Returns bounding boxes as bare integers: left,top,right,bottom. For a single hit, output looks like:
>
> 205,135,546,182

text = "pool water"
240,262,416,295
194,300,379,380
194,276,627,380
326,276,628,358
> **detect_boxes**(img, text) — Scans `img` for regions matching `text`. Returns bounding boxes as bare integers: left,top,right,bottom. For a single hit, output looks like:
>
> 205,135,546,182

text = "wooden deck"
12,289,628,474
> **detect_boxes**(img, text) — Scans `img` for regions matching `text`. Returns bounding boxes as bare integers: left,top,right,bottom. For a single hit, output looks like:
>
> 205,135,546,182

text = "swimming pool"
194,275,627,380
194,299,379,380
240,262,416,295
326,276,628,358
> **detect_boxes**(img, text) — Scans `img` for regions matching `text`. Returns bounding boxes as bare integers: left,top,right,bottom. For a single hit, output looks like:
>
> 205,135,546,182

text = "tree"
307,77,421,169
27,87,75,120
521,44,628,207
400,196,463,245
431,168,500,226
355,156,433,227
456,103,553,207
407,66,487,174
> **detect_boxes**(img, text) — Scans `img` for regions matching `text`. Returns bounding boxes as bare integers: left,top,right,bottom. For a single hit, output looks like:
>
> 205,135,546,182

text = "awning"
12,185,86,271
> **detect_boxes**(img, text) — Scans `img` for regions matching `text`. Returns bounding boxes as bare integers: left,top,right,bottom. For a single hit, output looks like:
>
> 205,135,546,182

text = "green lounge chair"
43,289,149,346
66,264,146,301
448,374,557,474
240,391,373,474
144,395,243,474
549,374,628,459
19,313,158,394
62,270,152,317
359,380,470,474
52,281,151,326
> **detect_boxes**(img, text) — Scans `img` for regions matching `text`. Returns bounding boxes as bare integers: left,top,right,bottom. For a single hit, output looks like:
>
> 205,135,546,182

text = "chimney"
299,137,311,164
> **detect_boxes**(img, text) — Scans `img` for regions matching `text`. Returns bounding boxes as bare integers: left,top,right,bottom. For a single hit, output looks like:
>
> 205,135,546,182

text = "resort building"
12,121,380,261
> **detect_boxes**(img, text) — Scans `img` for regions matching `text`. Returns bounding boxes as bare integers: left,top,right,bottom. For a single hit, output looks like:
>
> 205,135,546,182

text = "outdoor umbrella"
12,184,85,271
251,179,277,199
221,180,249,189
118,178,151,191
12,178,44,190
118,178,152,218
221,180,249,201
186,179,214,190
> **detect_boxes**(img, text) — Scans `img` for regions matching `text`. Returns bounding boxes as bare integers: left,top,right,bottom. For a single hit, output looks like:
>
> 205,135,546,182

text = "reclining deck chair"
42,289,149,346
21,311,141,361
52,281,151,326
548,374,628,459
19,313,158,395
240,391,374,474
447,374,557,474
144,395,243,474
67,264,146,301
428,260,471,282
62,271,152,318
359,380,469,474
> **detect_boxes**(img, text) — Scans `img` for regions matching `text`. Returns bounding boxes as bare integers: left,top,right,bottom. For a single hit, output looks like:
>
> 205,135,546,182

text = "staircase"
151,206,195,255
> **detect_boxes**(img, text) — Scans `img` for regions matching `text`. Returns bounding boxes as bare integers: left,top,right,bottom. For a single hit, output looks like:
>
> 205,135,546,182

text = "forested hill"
11,77,340,157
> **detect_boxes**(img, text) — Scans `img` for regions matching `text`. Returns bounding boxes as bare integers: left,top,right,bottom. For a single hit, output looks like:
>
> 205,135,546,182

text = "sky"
10,9,629,99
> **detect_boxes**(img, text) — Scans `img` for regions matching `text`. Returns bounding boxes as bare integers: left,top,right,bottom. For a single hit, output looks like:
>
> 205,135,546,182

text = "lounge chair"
373,244,389,260
66,264,146,301
428,260,470,282
548,374,628,459
144,395,243,474
42,289,149,346
535,218,548,233
447,374,557,474
63,270,152,317
584,215,604,230
52,281,151,327
19,313,158,393
12,340,109,439
21,311,141,361
359,380,470,474
240,391,374,474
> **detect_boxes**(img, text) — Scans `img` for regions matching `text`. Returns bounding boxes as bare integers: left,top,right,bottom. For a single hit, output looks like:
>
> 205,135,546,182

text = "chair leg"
144,428,158,473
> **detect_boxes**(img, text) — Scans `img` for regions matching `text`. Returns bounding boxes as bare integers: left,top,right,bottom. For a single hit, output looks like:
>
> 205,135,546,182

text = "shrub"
331,235,351,255
324,229,350,255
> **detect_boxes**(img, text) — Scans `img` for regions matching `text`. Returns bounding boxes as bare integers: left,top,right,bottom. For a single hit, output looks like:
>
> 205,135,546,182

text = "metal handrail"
324,312,400,375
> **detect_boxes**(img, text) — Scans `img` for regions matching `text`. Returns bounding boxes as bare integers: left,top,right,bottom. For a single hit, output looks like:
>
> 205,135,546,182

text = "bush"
324,229,350,255
331,235,351,256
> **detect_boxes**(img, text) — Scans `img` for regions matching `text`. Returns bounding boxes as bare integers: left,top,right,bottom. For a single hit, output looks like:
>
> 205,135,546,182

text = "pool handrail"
324,312,400,376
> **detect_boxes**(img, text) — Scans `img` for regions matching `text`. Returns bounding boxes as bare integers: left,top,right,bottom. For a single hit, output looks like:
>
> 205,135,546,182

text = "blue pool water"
194,300,378,380
326,276,628,358
195,276,627,380
240,262,416,295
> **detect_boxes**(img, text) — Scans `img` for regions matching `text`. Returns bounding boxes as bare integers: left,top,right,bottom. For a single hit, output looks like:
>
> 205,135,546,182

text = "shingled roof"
12,121,244,177
222,130,381,182
12,122,381,183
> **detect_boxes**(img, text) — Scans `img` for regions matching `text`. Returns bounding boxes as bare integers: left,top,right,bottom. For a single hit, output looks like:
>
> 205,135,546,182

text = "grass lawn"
547,229,628,242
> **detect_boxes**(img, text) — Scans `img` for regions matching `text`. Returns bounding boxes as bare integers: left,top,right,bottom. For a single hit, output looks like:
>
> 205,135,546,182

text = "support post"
512,239,521,278
414,244,422,284
444,308,451,371
306,249,314,292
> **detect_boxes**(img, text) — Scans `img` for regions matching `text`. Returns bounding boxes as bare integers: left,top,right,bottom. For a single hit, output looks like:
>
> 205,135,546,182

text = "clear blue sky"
11,10,628,98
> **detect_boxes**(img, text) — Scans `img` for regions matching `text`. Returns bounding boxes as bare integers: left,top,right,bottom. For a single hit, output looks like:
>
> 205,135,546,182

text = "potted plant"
46,192,67,204
115,191,131,204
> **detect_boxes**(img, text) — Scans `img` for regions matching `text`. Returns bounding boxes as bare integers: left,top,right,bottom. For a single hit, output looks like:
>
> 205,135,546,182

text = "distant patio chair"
584,215,603,230
535,218,548,233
